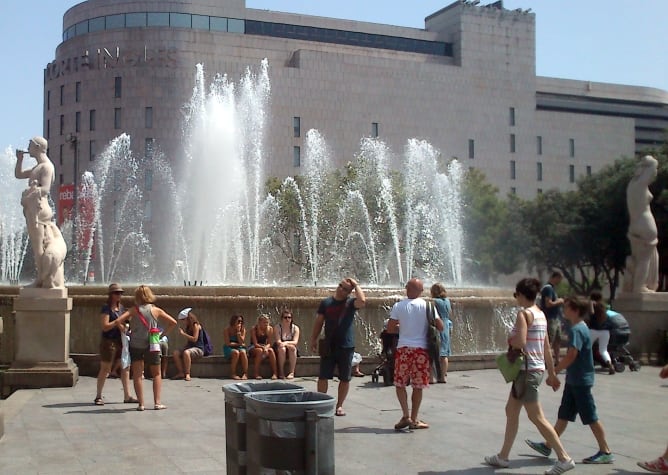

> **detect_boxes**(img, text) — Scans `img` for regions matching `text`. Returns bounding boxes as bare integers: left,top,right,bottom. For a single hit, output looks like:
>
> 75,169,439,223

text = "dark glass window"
60,85,64,106
293,146,300,167
59,144,63,166
89,140,96,161
468,139,474,159
293,117,300,138
114,108,121,129
59,115,64,135
210,17,227,31
569,164,575,183
89,17,104,32
509,107,515,126
510,160,516,179
537,136,542,155
170,13,191,28
192,15,209,30
46,119,50,140
126,13,147,27
114,77,122,98
145,107,153,129
75,111,81,133
569,138,575,157
89,110,96,131
147,13,169,27
75,82,81,102
106,14,125,29
510,134,516,153
145,138,154,159
537,162,543,181
228,18,244,33
75,20,89,36
510,187,516,195
47,90,50,110
586,166,592,176
372,122,379,138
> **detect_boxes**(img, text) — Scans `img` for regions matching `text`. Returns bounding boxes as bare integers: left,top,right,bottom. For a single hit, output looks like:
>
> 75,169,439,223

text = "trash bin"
223,381,304,475
244,391,336,475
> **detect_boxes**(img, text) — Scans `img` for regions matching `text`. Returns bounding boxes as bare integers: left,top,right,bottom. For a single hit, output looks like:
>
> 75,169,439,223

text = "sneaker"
583,451,614,464
526,439,552,457
544,458,575,475
638,456,668,473
484,454,510,468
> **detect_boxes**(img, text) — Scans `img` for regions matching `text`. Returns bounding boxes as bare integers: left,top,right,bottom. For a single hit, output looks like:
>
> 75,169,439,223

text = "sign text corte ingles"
44,46,178,82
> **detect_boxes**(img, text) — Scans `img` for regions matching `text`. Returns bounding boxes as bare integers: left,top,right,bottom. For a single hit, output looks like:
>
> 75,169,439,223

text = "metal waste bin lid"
222,381,305,407
245,391,336,419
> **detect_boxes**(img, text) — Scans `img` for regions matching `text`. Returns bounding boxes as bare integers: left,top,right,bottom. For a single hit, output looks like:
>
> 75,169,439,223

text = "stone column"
2,287,78,396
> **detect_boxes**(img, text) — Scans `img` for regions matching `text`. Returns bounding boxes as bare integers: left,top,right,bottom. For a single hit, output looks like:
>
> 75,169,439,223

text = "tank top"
129,304,159,349
101,304,124,340
254,326,269,345
510,307,546,372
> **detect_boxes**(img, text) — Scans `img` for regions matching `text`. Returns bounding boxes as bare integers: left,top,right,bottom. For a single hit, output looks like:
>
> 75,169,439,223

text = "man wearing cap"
172,307,205,381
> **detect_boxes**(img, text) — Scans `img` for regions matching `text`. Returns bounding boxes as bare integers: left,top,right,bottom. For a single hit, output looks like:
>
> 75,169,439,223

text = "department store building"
46,0,668,225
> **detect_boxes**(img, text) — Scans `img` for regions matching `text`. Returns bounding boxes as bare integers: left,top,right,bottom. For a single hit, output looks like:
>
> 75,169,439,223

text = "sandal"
394,416,412,430
94,397,104,406
409,420,429,430
638,457,668,473
136,405,145,412
184,375,191,381
154,404,167,410
124,397,139,404
286,373,295,380
335,407,346,416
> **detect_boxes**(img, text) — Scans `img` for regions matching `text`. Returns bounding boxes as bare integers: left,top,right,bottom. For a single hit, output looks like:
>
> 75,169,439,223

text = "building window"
144,200,152,222
468,139,475,159
89,140,96,161
46,119,50,140
537,136,542,155
145,138,154,159
114,76,122,98
293,146,301,167
510,134,516,153
586,165,592,176
59,144,63,166
59,174,64,185
537,162,543,181
510,160,516,180
47,90,51,111
509,107,515,126
372,122,379,138
75,111,81,133
59,115,64,135
569,138,575,157
114,108,121,129
569,164,575,183
60,85,64,106
75,81,81,102
510,187,516,195
145,169,153,191
145,107,153,128
537,188,543,194
293,117,300,138
89,109,96,131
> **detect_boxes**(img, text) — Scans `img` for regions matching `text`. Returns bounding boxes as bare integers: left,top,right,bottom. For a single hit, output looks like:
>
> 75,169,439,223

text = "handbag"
496,347,526,383
425,300,441,358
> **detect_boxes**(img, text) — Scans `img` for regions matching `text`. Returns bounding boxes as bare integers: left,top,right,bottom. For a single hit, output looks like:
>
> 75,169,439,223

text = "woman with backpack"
172,308,206,381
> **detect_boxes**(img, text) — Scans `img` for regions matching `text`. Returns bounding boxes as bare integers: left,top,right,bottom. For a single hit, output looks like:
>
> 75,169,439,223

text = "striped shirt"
510,307,547,371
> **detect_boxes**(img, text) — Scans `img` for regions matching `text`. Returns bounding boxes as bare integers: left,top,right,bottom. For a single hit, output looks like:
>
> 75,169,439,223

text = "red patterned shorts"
393,347,430,389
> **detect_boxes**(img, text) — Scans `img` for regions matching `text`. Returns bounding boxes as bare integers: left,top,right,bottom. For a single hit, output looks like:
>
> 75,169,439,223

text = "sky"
1,0,667,151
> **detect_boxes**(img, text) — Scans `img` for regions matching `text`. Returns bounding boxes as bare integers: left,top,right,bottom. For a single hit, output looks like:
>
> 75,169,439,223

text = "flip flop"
286,373,295,380
335,407,346,416
184,375,191,381
409,420,429,429
638,457,668,473
154,404,167,410
124,397,139,404
94,397,104,406
136,405,145,412
394,416,411,430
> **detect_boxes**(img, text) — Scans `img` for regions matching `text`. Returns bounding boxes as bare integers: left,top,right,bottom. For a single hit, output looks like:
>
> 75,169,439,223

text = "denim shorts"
557,383,598,425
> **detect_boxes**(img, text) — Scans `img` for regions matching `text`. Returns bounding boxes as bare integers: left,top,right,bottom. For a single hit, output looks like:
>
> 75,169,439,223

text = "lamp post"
66,133,79,281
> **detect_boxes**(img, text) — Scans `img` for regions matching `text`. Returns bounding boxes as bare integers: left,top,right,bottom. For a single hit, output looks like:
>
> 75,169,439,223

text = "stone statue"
623,155,659,293
15,137,67,288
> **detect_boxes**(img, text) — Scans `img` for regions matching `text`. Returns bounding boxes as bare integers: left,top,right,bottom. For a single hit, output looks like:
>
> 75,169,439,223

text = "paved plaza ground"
0,366,665,474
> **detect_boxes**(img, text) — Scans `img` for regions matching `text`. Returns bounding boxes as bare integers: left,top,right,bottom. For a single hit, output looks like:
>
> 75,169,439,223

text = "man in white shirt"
388,278,443,431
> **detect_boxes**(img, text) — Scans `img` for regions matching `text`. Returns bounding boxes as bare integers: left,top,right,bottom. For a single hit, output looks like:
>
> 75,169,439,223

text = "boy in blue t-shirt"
526,295,614,465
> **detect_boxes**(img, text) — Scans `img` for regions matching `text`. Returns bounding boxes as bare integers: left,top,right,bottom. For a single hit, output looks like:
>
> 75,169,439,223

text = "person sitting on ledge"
250,314,278,380
223,314,248,380
274,308,301,379
171,307,205,381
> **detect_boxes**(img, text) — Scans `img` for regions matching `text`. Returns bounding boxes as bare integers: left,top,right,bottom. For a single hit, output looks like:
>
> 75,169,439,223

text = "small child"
526,295,614,465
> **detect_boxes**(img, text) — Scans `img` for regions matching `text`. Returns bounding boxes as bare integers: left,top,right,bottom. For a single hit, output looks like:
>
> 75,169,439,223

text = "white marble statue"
15,137,67,288
623,155,659,293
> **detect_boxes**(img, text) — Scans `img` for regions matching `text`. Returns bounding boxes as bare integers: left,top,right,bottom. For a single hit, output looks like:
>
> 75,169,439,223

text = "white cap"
178,307,192,320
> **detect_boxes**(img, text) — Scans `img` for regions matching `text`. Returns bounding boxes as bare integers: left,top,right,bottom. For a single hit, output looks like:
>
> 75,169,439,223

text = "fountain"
0,148,29,285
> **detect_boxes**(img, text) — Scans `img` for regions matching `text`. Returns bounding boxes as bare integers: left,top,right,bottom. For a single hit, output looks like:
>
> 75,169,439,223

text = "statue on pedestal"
623,155,659,294
14,137,67,288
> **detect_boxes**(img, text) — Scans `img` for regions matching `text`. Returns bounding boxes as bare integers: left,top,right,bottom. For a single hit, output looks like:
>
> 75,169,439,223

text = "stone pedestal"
3,288,78,396
614,292,668,359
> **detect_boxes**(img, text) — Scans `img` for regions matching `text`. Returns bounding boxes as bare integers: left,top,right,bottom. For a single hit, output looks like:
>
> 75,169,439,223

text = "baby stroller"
371,330,399,386
593,310,641,373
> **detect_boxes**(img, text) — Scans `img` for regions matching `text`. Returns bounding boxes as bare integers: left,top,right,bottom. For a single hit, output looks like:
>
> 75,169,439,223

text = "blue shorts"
557,383,598,425
319,347,354,382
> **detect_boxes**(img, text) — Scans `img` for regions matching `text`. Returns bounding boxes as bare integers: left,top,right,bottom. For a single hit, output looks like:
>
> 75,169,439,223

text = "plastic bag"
352,352,362,366
121,333,130,369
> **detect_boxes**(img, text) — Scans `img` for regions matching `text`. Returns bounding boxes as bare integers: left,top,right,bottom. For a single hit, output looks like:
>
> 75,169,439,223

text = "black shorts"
129,346,161,366
319,347,354,382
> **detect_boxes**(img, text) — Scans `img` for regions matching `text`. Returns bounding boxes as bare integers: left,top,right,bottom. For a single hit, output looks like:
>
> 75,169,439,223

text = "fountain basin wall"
0,286,664,373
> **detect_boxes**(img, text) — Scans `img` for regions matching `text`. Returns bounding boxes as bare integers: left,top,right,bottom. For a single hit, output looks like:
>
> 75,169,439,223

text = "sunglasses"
283,315,292,320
